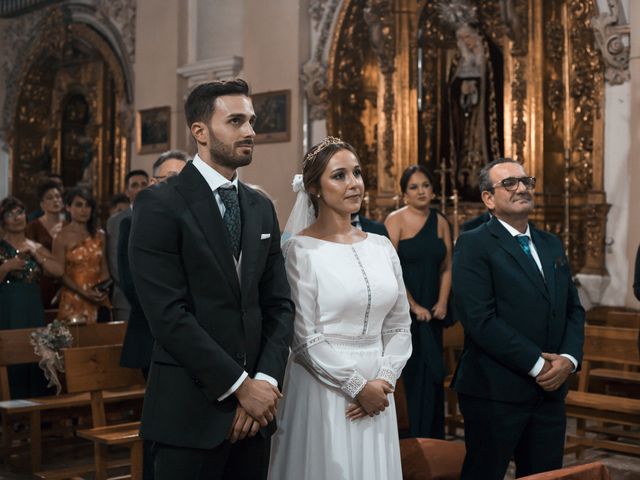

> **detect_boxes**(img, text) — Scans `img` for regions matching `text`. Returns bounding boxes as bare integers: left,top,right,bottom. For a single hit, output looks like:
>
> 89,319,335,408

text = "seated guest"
25,180,67,308
53,188,110,324
108,193,130,218
0,196,63,397
107,170,149,322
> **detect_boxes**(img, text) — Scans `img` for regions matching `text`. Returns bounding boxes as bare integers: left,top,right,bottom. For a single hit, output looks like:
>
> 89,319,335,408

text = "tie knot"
218,185,237,205
516,235,529,248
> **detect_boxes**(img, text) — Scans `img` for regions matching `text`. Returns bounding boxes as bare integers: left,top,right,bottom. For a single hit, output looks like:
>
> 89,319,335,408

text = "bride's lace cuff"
341,370,367,398
376,366,397,388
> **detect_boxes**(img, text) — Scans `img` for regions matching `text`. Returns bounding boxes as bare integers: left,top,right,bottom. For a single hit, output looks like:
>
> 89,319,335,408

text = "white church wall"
239,0,310,225
130,0,186,175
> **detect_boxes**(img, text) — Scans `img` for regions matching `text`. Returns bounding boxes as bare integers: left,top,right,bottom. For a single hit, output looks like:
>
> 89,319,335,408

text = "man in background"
119,150,188,480
106,170,148,322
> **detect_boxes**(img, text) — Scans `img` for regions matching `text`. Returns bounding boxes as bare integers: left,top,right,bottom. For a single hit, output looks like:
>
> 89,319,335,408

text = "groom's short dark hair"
184,79,250,127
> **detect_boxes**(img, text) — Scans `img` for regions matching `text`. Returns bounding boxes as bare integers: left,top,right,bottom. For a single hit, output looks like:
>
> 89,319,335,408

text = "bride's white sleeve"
376,240,412,388
285,242,368,399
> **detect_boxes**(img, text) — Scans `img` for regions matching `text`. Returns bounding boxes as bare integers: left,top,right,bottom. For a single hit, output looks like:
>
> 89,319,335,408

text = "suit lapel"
487,218,550,302
532,228,556,305
174,163,240,299
238,183,259,301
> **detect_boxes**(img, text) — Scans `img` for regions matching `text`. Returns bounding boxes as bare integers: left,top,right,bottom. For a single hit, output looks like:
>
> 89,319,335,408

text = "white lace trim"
381,327,411,336
292,334,323,354
350,246,372,335
376,366,397,387
341,370,367,399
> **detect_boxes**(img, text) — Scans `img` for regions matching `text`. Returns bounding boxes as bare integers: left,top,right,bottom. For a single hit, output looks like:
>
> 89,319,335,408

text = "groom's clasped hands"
227,378,283,444
345,379,394,421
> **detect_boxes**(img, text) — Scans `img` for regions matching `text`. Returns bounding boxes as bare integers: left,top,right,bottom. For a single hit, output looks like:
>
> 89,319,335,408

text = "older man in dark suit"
129,80,293,480
451,158,584,479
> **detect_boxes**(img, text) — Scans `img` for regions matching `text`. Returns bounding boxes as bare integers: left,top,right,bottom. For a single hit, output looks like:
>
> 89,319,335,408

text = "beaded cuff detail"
376,366,397,387
341,370,367,399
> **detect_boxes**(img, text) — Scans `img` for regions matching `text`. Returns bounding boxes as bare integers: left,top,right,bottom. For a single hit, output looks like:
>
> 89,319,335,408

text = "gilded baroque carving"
591,0,629,85
568,0,602,193
328,0,377,190
511,58,526,164
547,78,563,113
364,0,395,176
545,20,564,63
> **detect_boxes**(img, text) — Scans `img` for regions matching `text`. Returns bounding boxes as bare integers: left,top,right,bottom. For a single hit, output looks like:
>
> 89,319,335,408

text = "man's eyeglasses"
491,176,536,192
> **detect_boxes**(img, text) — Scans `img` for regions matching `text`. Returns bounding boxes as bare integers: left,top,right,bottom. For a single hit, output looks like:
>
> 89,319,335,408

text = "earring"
317,194,321,199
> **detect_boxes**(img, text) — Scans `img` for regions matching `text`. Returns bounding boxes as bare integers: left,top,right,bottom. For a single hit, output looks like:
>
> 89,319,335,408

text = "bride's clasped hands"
346,379,394,420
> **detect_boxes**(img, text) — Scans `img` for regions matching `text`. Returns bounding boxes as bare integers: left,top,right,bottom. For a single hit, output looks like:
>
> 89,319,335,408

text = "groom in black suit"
452,158,584,479
129,79,294,480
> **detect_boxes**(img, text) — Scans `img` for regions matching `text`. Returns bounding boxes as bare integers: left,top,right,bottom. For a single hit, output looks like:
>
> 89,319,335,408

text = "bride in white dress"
268,137,412,480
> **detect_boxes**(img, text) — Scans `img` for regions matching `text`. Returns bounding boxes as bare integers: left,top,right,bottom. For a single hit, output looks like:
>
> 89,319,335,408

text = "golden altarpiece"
1,2,135,220
313,0,613,276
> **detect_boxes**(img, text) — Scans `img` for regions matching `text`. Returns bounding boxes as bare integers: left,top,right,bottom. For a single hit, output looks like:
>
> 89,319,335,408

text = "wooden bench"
0,322,144,472
565,325,640,457
62,345,145,480
586,306,640,328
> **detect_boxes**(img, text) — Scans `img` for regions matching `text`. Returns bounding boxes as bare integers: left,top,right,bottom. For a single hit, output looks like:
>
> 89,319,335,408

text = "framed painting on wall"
136,106,170,154
251,90,291,144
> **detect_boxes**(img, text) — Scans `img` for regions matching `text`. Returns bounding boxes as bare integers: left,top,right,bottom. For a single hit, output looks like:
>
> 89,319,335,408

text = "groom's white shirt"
192,154,278,400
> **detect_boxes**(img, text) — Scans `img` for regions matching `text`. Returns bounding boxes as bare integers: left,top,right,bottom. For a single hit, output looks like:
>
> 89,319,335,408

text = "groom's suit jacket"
451,216,584,403
129,162,294,449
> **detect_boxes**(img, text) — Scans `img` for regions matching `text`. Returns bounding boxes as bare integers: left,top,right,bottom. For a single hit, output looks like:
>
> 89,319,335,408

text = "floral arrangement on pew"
30,320,73,395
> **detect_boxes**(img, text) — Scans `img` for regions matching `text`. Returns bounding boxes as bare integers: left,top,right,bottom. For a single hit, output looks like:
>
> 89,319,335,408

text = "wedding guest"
25,180,67,308
109,193,130,218
107,169,149,323
0,196,62,397
27,174,64,222
385,164,453,439
53,188,110,323
269,137,412,479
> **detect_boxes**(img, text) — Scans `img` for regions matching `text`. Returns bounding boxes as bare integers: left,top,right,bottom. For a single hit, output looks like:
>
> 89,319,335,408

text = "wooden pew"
63,345,144,480
443,321,464,436
0,322,144,472
565,325,640,457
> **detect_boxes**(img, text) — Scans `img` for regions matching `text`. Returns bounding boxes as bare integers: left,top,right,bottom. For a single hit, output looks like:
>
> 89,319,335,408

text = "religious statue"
437,1,504,200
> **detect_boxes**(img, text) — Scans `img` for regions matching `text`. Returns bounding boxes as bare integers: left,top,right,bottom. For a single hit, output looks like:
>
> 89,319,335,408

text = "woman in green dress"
0,196,63,398
385,165,453,438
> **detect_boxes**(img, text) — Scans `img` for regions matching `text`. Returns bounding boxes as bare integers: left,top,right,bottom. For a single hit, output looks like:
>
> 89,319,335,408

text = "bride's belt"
293,333,382,354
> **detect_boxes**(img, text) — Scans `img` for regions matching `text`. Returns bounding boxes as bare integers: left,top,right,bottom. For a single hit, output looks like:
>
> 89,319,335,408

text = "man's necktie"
516,235,537,266
218,186,241,259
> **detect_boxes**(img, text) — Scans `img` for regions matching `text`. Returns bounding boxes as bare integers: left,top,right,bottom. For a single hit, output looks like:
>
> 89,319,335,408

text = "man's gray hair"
478,157,520,193
153,150,190,176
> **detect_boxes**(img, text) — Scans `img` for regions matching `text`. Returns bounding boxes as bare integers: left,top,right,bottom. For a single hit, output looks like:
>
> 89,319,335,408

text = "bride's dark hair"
302,137,358,216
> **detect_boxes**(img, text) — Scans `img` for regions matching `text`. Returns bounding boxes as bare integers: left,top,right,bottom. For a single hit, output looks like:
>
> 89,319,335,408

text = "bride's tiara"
302,136,345,168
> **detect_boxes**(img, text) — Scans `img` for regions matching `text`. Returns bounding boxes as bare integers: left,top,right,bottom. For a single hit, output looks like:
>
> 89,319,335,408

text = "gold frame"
136,106,171,154
251,90,291,144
